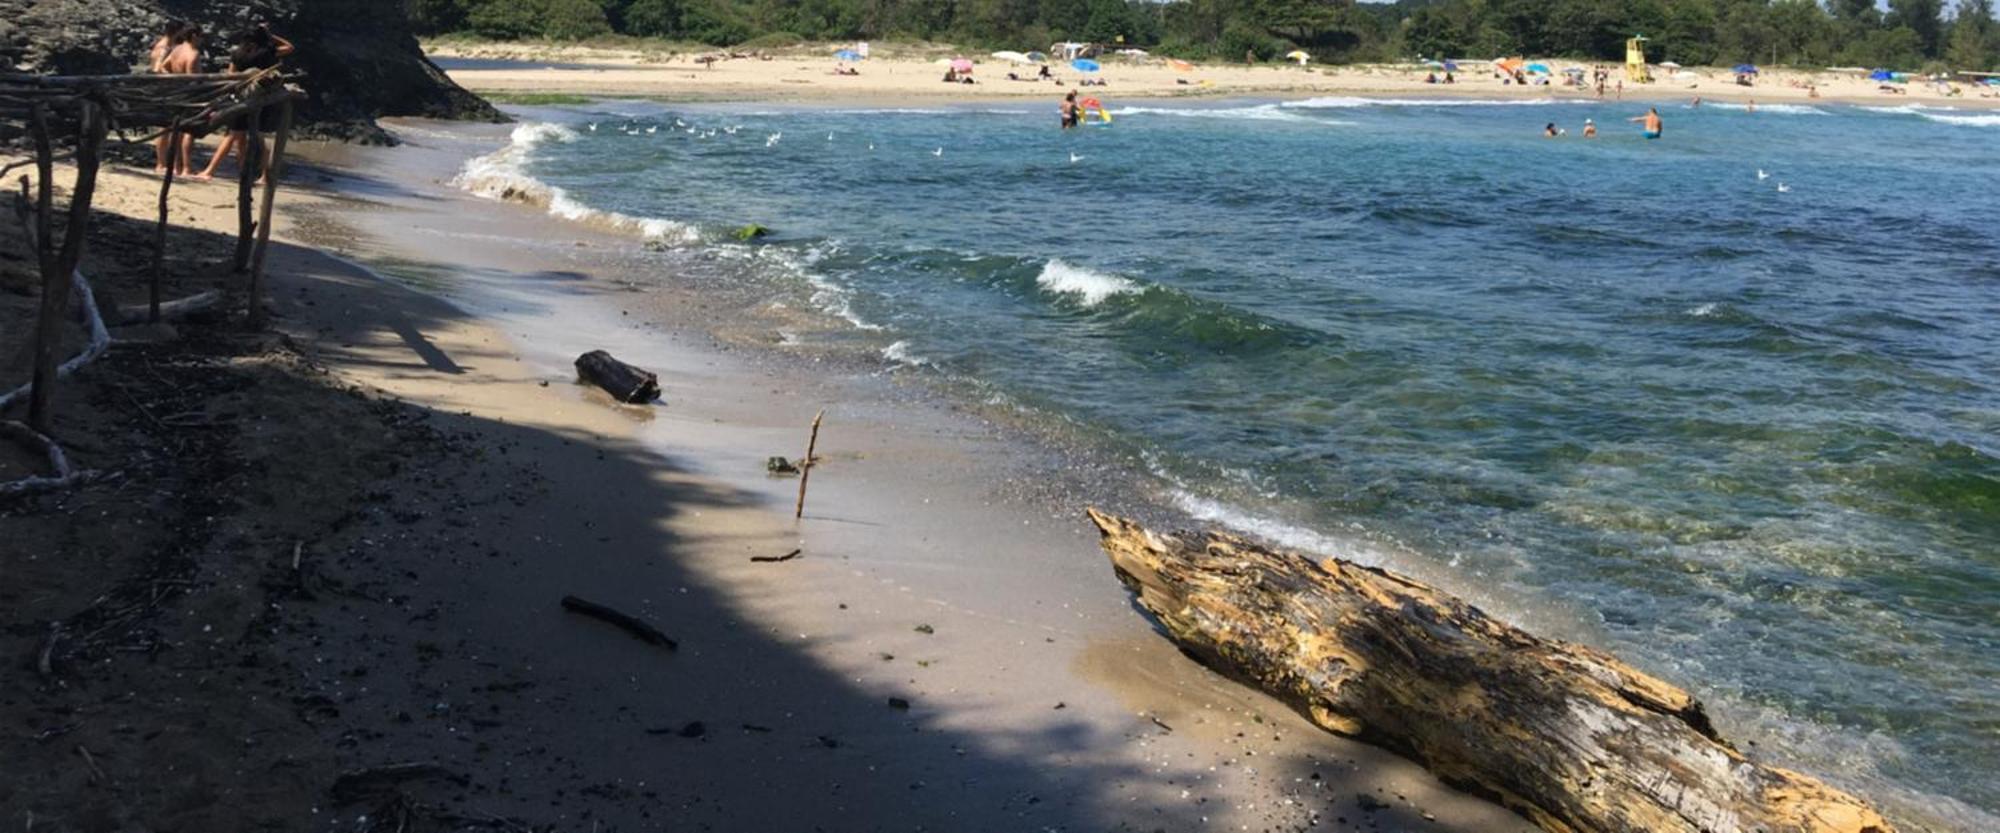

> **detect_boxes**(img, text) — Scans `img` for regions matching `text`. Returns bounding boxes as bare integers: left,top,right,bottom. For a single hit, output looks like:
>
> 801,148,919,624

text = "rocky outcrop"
1086,509,1895,833
0,0,500,142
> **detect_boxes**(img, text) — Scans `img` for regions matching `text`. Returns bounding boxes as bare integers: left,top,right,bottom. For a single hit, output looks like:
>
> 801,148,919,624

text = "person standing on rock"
192,23,294,183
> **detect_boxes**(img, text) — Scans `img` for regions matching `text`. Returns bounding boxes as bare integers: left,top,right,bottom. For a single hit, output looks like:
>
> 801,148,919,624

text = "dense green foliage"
409,0,2000,69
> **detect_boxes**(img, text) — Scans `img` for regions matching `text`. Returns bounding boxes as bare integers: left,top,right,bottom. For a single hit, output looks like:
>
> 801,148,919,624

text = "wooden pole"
794,409,824,519
25,100,107,433
245,97,294,331
25,102,59,432
232,109,262,274
149,126,177,323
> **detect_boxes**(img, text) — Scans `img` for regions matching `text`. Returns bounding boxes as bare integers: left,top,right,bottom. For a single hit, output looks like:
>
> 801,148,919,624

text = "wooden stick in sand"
149,126,176,323
26,100,107,433
794,409,824,519
232,107,261,274
560,595,678,650
246,98,294,330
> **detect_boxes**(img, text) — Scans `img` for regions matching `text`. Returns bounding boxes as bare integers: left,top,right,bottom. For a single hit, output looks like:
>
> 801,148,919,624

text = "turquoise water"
466,97,2000,826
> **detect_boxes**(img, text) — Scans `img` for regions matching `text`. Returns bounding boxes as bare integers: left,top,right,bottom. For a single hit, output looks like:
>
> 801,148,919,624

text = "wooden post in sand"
25,100,108,433
246,97,295,330
232,107,263,275
794,409,824,519
150,126,178,323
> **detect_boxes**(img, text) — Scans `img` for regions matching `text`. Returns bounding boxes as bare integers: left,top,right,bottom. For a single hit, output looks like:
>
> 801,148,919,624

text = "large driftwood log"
574,350,660,404
1085,509,1892,833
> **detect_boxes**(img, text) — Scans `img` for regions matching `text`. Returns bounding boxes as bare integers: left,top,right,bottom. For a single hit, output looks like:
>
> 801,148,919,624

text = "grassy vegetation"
478,91,599,105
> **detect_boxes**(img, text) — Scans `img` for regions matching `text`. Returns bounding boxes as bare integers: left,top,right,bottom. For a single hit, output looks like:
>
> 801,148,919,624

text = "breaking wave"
1035,259,1142,306
454,121,701,245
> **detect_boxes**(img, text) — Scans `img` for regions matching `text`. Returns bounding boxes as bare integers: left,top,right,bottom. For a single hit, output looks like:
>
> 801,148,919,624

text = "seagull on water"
646,126,658,134
587,123,598,132
1756,169,1769,180
767,132,783,147
1776,183,1792,193
932,147,944,157
827,133,835,142
1069,152,1084,164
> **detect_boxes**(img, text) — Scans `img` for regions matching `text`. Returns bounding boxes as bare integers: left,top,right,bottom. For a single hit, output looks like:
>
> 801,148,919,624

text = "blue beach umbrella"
835,49,862,62
1072,59,1101,73
1526,63,1551,74
1868,68,1894,81
1733,64,1759,75
1443,60,1459,71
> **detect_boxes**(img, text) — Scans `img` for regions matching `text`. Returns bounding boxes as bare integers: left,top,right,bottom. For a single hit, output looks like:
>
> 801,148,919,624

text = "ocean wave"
881,340,931,367
453,121,701,245
1282,96,1590,109
1036,259,1142,306
1856,104,1957,115
1705,102,1828,115
1920,112,2000,127
1113,104,1349,124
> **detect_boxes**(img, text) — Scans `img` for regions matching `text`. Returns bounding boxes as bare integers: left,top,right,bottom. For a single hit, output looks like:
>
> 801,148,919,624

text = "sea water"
460,97,2000,827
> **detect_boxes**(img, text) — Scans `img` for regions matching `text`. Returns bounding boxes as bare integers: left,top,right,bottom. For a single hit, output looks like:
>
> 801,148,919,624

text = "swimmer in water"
1746,98,1757,113
1630,107,1663,139
1583,119,1597,138
1691,96,1702,107
1544,122,1562,137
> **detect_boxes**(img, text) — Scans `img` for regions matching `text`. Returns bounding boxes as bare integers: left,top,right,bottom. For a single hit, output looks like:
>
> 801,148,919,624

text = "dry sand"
428,40,2000,109
2,131,1538,829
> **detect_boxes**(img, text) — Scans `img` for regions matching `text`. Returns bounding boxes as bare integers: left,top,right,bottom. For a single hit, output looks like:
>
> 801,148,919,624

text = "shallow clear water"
466,97,2000,825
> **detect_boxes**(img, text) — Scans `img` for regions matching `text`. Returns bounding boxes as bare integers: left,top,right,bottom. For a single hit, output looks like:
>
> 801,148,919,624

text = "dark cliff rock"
0,0,502,143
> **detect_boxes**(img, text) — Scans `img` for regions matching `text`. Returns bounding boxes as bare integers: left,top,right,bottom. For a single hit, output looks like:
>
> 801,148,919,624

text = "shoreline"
425,42,2000,110
273,121,1545,829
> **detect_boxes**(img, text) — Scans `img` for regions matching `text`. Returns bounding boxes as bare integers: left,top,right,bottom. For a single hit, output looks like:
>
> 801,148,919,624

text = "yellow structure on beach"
1625,36,1651,83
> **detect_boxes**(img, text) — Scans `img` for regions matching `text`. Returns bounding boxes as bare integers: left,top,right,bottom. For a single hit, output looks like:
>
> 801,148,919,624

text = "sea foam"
1920,112,2000,127
454,121,701,245
1035,259,1141,306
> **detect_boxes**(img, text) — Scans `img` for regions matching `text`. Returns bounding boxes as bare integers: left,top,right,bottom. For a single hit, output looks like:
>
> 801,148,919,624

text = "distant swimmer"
1630,107,1663,139
1543,122,1564,137
1583,119,1597,138
1060,91,1079,130
1746,98,1757,113
1691,96,1702,107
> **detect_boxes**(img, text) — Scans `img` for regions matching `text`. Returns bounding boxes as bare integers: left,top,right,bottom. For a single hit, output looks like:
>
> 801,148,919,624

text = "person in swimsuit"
1583,118,1597,138
150,21,190,173
1060,91,1079,129
160,25,204,175
193,24,295,183
1630,107,1663,139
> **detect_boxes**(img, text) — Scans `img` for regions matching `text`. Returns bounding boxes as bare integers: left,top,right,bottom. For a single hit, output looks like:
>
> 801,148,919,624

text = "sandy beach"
427,40,2000,109
1,120,1539,829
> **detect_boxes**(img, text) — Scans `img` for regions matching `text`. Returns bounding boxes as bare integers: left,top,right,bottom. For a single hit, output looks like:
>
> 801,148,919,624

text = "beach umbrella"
1733,64,1759,74
1526,63,1551,74
1423,59,1445,68
1659,61,1681,69
951,57,975,73
834,49,862,62
991,50,1033,64
1169,59,1195,72
1869,68,1894,81
1443,60,1459,71
1286,50,1311,66
1072,58,1100,73
1027,51,1049,63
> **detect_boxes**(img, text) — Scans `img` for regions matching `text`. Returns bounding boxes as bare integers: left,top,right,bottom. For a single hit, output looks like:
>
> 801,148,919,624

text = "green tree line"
407,0,2000,70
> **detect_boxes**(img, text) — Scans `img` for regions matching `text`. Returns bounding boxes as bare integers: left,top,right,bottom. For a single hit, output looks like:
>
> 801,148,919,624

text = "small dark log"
573,350,659,403
750,549,802,564
1086,509,1895,833
560,595,677,650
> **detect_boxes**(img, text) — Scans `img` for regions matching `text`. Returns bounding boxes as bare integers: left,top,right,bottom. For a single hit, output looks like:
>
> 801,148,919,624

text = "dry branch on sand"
1085,508,1894,833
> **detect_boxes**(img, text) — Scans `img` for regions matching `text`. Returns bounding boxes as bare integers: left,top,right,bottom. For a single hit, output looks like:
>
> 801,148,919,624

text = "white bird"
723,126,738,135
646,126,658,134
827,133,835,142
932,147,944,157
767,132,782,147
1776,183,1792,193
1757,169,1769,180
867,143,875,151
674,118,687,127
587,122,598,132
1069,152,1084,164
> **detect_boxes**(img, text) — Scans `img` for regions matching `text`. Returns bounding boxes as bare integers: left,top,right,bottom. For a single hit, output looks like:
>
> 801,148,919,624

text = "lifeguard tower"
1625,35,1651,83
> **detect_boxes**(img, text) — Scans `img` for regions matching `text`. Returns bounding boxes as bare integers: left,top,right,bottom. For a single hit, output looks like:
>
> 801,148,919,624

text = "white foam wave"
1856,104,1957,115
1283,96,1591,109
882,340,931,367
1113,104,1347,124
1035,260,1141,307
1707,102,1828,115
454,121,700,245
1920,112,2000,127
1687,302,1721,318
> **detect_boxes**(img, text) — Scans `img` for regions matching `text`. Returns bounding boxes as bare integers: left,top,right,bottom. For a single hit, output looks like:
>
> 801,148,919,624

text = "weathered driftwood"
574,350,659,403
560,595,678,650
117,290,222,325
1085,509,1893,833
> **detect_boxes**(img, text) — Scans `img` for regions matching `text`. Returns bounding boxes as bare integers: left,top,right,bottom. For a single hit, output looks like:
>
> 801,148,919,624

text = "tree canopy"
408,0,2000,70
